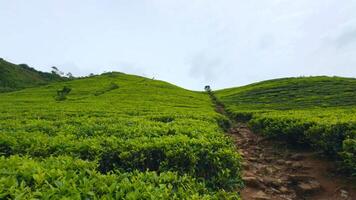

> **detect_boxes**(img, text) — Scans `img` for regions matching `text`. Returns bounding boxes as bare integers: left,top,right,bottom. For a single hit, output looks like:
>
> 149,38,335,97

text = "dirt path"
229,123,356,200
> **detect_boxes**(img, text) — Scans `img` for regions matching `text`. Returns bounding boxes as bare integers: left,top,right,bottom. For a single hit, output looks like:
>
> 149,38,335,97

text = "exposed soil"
229,123,356,200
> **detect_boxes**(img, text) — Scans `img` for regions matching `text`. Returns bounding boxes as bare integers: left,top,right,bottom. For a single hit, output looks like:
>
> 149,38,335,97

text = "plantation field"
0,72,242,199
216,76,356,175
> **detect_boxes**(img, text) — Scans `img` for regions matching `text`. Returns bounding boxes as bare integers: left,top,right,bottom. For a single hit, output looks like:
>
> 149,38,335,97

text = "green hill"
217,76,356,110
216,76,356,175
0,72,242,199
0,58,65,92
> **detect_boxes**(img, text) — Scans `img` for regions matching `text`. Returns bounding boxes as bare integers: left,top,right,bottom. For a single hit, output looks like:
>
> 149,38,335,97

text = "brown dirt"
229,123,356,200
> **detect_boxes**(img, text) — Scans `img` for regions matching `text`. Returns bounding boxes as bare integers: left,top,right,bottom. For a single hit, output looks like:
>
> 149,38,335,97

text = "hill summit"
0,58,65,92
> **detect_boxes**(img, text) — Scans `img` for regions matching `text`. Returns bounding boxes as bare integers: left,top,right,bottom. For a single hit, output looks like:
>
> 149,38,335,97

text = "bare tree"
51,66,64,76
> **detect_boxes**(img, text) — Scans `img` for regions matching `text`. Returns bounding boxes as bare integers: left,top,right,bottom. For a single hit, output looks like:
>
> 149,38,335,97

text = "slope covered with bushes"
0,58,65,92
216,76,356,175
0,72,242,199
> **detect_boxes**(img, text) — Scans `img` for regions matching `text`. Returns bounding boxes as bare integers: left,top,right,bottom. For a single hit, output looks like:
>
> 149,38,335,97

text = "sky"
1,0,356,90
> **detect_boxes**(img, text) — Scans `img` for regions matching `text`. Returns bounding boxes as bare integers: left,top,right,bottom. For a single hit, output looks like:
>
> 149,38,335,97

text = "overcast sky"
1,0,356,90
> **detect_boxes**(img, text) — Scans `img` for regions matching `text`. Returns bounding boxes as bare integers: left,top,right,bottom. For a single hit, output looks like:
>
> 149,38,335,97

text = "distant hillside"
0,58,66,92
216,76,356,110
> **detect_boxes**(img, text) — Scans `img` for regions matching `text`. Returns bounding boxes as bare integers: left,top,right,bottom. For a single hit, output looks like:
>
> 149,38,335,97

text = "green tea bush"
341,139,356,175
98,136,242,190
0,156,240,199
55,86,71,101
0,72,242,198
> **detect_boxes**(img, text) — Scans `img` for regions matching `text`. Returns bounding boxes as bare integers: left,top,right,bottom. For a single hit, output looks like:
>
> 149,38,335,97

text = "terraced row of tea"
0,73,242,199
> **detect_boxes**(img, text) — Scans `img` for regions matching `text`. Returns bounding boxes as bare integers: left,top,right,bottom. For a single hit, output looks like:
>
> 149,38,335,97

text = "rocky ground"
229,123,356,200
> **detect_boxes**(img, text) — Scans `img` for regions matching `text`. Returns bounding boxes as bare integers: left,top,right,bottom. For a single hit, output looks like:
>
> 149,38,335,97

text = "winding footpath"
229,123,356,200
210,91,355,199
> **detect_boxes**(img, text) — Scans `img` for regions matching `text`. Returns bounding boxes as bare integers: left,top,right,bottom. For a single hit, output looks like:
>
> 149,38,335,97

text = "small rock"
242,176,262,188
290,154,305,161
243,171,254,176
279,186,289,193
263,177,283,187
264,157,273,162
242,162,249,169
271,187,281,194
296,180,321,194
252,191,270,200
265,166,274,174
288,174,314,182
276,159,285,165
291,162,311,170
248,157,258,162
291,162,303,169
283,198,294,200
340,189,349,199
285,161,293,166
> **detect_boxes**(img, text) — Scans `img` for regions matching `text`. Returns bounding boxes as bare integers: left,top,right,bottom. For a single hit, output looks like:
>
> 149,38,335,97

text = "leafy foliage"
0,58,66,93
0,72,242,198
0,156,239,199
55,86,72,101
216,76,356,175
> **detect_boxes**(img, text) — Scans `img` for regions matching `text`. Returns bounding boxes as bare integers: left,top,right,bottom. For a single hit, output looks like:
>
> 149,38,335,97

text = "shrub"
55,86,71,101
340,139,356,175
0,156,240,199
94,82,119,96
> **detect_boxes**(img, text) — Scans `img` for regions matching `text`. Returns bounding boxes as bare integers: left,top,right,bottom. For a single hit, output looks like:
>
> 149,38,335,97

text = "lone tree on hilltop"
204,85,211,93
51,66,64,76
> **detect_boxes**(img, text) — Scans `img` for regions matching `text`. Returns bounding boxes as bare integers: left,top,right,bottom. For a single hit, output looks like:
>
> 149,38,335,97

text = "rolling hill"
1,58,355,199
0,58,65,93
0,71,242,199
216,76,356,110
215,76,356,175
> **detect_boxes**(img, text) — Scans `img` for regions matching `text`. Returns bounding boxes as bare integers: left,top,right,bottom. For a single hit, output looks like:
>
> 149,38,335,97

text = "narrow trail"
228,123,356,200
210,94,356,200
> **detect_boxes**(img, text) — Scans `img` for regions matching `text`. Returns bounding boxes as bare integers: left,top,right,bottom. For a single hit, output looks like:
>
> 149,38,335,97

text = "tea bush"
0,156,239,200
0,72,242,198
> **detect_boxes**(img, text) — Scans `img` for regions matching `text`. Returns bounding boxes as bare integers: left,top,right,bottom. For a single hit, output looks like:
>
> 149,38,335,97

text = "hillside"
1,67,355,199
217,76,356,110
0,58,65,92
216,76,356,175
0,72,242,199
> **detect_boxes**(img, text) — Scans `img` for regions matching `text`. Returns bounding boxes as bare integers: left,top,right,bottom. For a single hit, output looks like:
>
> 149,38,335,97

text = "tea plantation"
0,72,242,199
216,76,356,175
